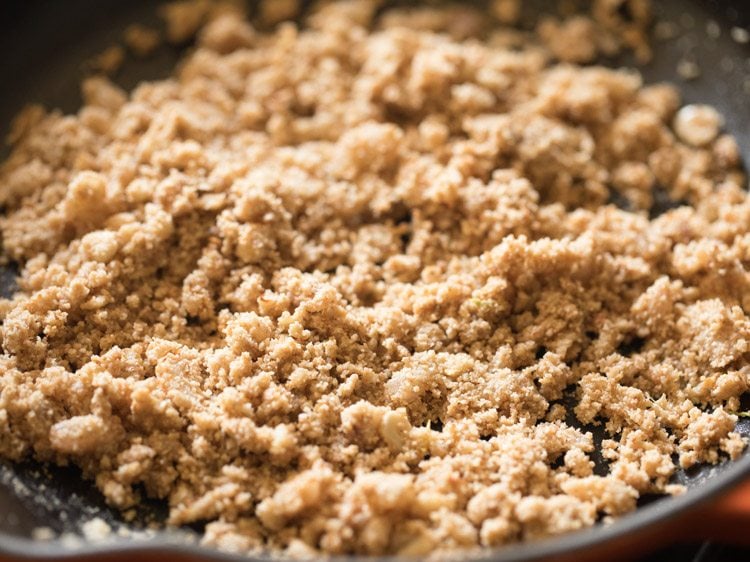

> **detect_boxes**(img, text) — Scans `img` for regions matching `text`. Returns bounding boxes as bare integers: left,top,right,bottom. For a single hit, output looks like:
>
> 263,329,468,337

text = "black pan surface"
0,1,749,560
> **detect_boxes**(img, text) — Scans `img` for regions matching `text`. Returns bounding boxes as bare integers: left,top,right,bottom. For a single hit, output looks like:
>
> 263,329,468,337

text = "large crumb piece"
258,0,300,26
80,518,112,542
673,104,723,147
537,16,599,63
123,24,162,57
491,0,521,25
0,0,748,558
160,0,245,44
86,45,125,75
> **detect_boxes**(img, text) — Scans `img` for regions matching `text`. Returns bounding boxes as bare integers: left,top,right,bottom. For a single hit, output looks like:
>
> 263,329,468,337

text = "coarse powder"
0,0,748,557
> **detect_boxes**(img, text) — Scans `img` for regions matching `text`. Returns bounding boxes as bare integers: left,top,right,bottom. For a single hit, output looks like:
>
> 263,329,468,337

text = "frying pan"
1,1,750,561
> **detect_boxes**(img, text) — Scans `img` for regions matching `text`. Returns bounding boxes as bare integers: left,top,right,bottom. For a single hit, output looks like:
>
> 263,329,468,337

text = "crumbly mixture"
1,0,749,557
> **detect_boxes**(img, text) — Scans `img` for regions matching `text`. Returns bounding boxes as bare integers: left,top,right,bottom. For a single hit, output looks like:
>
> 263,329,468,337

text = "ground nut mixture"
1,0,749,557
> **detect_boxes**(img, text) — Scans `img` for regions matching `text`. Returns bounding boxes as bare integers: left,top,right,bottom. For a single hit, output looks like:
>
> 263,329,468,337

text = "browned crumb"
592,0,653,62
0,1,748,558
160,0,246,44
80,518,113,542
160,0,214,43
731,26,750,44
677,58,701,80
4,104,45,146
86,45,125,75
537,15,599,63
123,24,162,58
537,0,653,64
673,104,724,148
490,0,521,26
259,0,301,27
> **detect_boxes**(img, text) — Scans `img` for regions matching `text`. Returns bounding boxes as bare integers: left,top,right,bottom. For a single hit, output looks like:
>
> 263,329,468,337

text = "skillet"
0,1,749,560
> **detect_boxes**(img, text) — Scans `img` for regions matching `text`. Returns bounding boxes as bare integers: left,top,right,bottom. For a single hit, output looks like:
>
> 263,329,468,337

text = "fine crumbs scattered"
1,0,748,557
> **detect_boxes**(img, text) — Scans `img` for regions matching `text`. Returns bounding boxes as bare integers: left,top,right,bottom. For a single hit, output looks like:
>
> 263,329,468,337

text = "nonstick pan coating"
0,1,749,561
